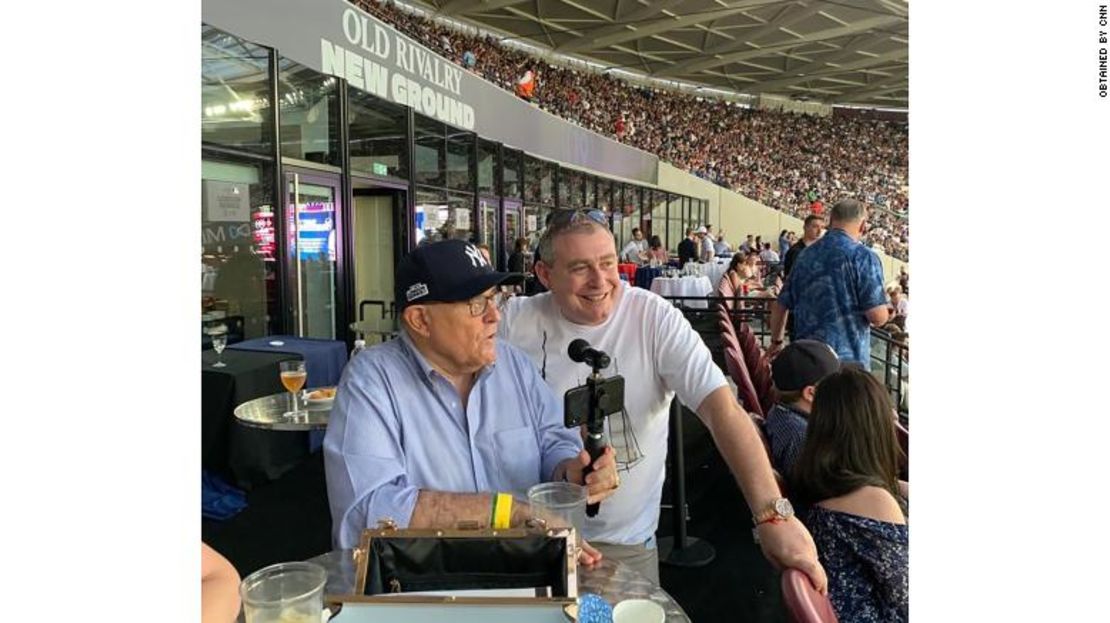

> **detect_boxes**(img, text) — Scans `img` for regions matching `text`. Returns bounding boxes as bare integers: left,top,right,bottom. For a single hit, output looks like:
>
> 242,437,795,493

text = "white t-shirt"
620,239,647,264
498,283,726,545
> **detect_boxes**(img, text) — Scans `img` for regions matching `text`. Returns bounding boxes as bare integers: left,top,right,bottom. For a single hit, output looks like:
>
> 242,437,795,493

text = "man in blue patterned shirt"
768,199,889,368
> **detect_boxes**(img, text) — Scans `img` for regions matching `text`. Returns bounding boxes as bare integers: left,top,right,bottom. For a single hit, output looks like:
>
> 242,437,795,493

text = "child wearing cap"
764,340,841,476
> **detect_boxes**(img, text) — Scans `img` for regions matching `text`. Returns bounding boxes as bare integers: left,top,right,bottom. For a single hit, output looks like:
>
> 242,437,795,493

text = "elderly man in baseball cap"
324,239,618,564
764,340,841,476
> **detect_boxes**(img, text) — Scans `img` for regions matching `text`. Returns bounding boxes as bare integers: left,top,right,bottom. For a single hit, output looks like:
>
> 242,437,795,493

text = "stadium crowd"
356,0,909,261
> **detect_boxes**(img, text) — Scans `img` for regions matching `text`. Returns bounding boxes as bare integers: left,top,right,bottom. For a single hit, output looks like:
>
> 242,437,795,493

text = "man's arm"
865,304,890,327
694,387,828,594
768,300,789,356
409,491,530,528
201,543,240,623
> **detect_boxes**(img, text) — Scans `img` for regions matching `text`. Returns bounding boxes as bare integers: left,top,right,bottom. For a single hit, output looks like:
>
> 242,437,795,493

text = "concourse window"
650,191,667,247
619,184,640,251
597,179,612,216
584,175,597,212
277,56,340,165
414,114,446,187
668,193,683,251
201,157,279,342
202,26,273,154
502,148,522,199
477,140,500,197
348,90,408,179
446,129,475,193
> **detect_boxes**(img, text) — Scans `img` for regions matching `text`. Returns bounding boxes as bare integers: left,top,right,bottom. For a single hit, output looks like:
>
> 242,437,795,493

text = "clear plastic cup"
240,561,327,623
527,481,587,543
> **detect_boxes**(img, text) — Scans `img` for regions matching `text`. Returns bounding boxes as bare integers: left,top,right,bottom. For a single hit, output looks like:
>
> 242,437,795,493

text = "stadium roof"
402,0,908,109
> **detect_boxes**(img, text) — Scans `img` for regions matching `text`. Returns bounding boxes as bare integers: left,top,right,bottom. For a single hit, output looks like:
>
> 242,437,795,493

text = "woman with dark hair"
790,366,908,623
647,234,667,265
507,237,530,273
723,252,748,292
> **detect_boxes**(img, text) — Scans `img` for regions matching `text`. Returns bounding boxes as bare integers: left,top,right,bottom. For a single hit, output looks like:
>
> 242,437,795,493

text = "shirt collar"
773,402,810,420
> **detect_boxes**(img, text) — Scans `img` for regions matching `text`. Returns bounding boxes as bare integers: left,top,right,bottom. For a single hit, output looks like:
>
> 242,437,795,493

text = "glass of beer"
279,360,307,418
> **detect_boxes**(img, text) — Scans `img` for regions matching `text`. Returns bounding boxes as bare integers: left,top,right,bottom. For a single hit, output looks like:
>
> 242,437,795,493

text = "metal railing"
658,293,908,417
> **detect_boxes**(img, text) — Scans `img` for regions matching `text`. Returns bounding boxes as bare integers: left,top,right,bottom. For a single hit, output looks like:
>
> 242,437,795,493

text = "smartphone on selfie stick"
564,339,625,517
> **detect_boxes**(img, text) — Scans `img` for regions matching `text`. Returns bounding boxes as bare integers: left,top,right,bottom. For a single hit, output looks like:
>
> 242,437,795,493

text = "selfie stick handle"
583,429,605,517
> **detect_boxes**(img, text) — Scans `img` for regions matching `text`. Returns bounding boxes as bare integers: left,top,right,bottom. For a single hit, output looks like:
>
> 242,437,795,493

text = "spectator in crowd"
620,227,649,264
202,543,240,623
354,0,909,261
677,228,698,267
516,67,536,99
790,367,908,623
499,209,827,591
508,236,530,273
888,285,908,321
700,224,716,262
760,242,780,264
769,199,889,367
778,229,790,256
898,266,909,295
324,240,618,564
784,215,825,278
724,252,749,293
476,242,492,265
647,234,668,265
739,234,755,254
764,340,840,476
714,231,732,256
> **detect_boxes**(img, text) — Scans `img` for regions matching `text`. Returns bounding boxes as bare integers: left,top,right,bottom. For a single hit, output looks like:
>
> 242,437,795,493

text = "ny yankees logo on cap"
464,243,488,268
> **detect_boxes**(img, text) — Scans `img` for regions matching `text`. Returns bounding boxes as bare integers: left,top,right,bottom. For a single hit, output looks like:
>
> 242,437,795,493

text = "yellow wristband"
493,492,513,529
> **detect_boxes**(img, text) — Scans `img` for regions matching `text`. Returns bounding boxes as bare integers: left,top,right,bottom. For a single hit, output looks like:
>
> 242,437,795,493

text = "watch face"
774,498,794,518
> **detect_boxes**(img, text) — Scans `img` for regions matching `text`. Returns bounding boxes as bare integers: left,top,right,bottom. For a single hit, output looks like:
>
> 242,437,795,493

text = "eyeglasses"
421,288,513,317
463,288,513,317
550,209,608,228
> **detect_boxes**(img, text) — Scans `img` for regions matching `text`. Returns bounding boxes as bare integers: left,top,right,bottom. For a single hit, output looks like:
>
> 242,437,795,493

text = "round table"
649,276,713,309
234,391,333,431
308,549,691,622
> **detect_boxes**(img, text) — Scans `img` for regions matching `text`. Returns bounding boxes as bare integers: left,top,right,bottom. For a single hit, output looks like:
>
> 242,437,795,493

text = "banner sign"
203,0,658,184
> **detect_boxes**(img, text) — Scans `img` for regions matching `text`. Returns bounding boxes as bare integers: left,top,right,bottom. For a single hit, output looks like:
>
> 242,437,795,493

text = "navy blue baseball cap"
395,239,525,310
771,340,841,391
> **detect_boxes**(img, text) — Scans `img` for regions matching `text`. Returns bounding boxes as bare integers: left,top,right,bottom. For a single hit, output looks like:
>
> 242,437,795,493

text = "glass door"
285,169,342,339
503,198,522,271
478,196,499,268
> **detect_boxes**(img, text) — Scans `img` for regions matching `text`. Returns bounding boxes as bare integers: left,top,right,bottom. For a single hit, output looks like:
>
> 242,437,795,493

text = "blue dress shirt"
323,331,582,549
777,229,887,367
763,403,809,476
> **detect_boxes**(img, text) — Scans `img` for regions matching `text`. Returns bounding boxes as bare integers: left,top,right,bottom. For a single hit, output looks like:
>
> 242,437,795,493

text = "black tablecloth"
202,349,310,490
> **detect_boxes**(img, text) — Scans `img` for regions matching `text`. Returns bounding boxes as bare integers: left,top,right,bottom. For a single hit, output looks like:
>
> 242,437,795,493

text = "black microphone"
568,339,610,370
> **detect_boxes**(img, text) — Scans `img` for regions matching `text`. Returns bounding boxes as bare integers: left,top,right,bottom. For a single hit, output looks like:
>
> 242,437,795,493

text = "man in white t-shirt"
699,224,716,262
619,227,648,265
499,209,826,592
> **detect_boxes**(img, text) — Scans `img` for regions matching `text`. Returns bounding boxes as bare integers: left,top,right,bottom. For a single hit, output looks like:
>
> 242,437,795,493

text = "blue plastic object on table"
578,593,614,623
228,335,347,388
202,470,247,520
635,266,664,289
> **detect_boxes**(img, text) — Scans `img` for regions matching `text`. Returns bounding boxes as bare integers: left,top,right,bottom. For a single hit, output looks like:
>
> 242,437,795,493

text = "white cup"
613,599,665,623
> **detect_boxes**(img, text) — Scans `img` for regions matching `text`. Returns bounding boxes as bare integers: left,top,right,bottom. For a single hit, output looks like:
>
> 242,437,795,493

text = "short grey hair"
830,199,867,224
537,219,614,265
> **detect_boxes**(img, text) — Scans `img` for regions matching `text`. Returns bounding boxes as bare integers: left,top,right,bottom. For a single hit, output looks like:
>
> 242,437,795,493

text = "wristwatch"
752,498,794,526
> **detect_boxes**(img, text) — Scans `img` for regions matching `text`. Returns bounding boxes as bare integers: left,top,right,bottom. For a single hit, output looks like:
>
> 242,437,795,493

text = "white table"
650,276,713,309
